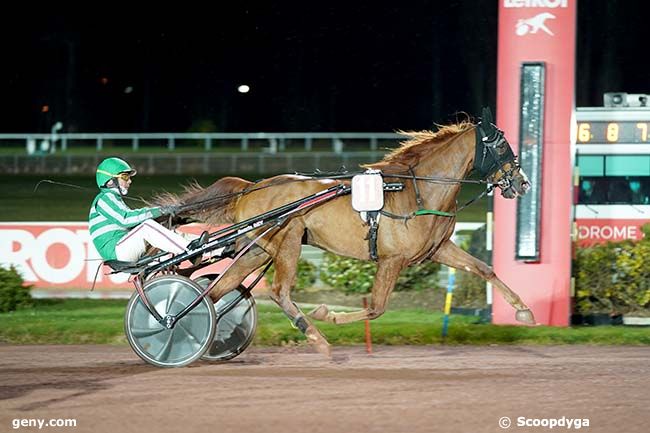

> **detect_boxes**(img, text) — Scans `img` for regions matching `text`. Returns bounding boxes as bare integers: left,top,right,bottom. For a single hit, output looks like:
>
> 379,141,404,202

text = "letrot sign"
493,0,576,326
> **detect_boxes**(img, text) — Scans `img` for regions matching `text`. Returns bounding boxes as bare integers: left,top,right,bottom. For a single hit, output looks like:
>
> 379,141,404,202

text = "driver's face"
117,175,132,192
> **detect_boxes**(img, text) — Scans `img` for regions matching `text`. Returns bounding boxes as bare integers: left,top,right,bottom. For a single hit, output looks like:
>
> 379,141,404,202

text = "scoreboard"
577,121,649,144
574,105,650,246
575,107,650,149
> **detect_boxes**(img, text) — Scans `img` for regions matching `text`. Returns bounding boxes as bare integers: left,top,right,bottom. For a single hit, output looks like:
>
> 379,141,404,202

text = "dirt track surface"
1,345,648,433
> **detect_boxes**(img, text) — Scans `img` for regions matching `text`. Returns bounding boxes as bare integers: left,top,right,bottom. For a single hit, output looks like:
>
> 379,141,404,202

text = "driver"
89,157,208,263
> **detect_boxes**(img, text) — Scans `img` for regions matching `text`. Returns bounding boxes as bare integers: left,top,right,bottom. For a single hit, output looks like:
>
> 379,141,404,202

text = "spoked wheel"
195,275,258,361
125,275,216,368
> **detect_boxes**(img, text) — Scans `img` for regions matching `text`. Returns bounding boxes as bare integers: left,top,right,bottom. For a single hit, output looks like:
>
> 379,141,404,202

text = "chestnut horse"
165,111,534,356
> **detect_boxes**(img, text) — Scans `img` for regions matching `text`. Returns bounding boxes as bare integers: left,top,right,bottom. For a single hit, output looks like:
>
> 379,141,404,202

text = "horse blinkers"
474,120,529,198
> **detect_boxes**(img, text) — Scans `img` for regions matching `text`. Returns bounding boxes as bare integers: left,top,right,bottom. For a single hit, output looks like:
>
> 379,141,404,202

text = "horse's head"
474,108,530,199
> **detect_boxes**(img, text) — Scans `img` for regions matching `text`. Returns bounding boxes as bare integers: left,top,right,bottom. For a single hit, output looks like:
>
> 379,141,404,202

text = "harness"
378,122,516,220
351,168,495,261
350,120,519,261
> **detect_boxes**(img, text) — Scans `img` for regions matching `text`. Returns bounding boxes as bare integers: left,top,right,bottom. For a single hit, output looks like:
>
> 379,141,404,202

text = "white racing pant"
115,220,190,262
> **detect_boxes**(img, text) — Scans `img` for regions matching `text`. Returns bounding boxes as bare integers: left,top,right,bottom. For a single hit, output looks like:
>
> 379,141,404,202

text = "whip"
33,179,148,204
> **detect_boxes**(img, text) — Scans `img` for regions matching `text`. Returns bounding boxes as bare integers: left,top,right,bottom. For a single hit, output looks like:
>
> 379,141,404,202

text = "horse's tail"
154,176,253,225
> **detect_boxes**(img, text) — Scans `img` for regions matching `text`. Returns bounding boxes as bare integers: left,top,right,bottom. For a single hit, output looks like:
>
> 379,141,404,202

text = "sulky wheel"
195,275,258,361
124,275,216,368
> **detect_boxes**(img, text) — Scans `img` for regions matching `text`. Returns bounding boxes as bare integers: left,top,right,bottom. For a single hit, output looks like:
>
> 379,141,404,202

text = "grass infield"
1,299,649,346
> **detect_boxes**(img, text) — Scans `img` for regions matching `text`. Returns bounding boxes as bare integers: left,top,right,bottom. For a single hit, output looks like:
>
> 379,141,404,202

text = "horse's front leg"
431,240,536,324
308,256,405,325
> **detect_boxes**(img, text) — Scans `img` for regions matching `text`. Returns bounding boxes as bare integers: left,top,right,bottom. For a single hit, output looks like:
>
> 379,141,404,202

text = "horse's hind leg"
308,256,405,325
431,240,536,324
264,221,332,357
208,245,271,303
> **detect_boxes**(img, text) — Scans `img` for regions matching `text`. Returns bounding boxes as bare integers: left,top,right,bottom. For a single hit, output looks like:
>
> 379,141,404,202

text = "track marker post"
441,267,456,341
362,297,372,354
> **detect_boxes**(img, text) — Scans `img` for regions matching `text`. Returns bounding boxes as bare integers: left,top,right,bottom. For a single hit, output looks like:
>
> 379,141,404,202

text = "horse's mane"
363,120,475,171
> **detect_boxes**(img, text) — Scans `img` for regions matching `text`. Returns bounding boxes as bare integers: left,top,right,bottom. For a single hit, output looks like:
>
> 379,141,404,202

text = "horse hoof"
305,325,332,357
307,335,331,357
316,342,332,358
516,309,536,325
307,304,329,321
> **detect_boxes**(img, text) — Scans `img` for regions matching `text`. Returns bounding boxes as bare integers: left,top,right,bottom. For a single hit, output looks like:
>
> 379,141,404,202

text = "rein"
283,166,498,220
39,118,511,222
38,168,496,222
175,124,511,218
379,184,495,221
175,167,497,215
293,169,494,185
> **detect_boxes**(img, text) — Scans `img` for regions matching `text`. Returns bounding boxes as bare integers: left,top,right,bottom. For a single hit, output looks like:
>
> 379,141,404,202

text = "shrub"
454,272,488,308
264,259,318,292
320,252,441,294
454,225,489,307
574,224,650,315
464,224,489,262
0,265,32,313
320,253,376,294
395,261,441,292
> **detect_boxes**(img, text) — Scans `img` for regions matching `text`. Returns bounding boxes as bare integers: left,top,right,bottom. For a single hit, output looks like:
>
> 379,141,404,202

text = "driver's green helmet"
95,157,137,188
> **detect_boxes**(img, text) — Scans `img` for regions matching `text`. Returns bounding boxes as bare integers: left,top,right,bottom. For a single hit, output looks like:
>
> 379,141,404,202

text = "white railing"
0,132,403,154
0,151,388,175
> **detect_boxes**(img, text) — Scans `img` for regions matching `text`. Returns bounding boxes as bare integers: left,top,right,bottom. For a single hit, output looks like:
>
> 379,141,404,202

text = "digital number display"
576,122,650,143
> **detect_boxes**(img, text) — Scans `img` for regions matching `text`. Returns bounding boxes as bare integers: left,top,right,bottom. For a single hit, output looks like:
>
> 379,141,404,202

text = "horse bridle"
474,121,520,190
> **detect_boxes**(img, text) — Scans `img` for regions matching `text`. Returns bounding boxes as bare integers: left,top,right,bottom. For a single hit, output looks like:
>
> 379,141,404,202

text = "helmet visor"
117,169,137,181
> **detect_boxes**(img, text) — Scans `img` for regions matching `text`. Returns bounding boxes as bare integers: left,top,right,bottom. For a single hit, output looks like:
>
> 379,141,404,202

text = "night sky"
1,1,649,134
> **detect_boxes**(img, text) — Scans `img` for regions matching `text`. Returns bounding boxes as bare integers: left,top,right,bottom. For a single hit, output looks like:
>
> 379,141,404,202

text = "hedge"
453,225,489,308
574,225,650,316
320,252,441,294
264,259,318,292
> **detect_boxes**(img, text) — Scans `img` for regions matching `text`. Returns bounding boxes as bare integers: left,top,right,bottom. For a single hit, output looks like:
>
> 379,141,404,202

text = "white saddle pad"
352,172,384,212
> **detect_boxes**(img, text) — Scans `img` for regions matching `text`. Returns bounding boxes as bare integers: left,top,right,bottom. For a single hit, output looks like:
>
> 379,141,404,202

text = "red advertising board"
576,219,646,247
0,222,266,291
493,0,576,326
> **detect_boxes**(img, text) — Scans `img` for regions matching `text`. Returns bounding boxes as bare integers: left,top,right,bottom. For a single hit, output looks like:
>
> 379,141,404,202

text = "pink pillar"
493,0,576,326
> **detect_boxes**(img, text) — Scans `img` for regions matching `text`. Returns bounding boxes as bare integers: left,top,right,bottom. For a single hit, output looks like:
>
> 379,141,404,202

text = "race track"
1,345,648,433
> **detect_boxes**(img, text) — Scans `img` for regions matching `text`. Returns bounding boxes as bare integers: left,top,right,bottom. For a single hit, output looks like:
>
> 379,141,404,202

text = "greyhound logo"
515,12,556,36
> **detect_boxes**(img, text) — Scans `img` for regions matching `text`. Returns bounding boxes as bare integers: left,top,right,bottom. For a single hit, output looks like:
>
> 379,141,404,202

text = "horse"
161,109,534,356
